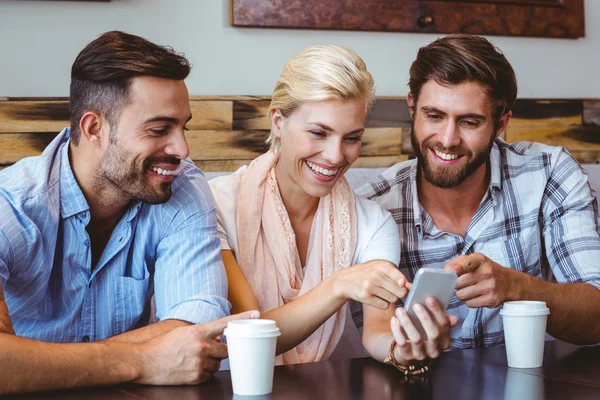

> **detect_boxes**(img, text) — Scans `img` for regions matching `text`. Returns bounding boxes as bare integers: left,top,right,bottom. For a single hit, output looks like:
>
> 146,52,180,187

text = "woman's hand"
332,260,409,309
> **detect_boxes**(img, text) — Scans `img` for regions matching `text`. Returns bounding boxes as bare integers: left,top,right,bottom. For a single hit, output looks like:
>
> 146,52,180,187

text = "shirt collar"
59,129,91,220
489,138,503,191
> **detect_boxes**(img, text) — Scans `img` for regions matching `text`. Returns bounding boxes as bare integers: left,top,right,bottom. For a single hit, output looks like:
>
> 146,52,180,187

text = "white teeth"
434,150,458,160
306,160,338,177
151,167,176,176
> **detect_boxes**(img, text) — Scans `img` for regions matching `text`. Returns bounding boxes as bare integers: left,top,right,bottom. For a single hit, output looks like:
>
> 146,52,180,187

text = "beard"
411,122,495,189
98,136,179,205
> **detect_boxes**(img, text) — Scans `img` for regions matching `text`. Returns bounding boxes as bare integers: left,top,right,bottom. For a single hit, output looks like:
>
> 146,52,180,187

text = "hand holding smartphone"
402,268,457,339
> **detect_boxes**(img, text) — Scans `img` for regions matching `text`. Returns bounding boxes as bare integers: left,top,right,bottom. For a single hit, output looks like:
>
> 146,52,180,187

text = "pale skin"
223,99,411,357
0,76,260,394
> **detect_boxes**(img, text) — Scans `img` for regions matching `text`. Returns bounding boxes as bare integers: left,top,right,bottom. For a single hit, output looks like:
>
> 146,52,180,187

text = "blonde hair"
267,45,375,152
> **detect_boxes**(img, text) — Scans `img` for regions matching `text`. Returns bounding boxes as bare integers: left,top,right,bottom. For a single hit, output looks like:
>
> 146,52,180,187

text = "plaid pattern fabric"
356,138,600,349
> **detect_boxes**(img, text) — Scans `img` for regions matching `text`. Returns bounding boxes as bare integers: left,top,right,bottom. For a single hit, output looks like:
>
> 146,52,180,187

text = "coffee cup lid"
223,319,281,338
500,301,550,316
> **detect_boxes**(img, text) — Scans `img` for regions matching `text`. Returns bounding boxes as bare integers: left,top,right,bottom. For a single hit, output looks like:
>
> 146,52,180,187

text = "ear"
270,108,284,139
407,93,416,118
79,112,107,146
495,111,512,138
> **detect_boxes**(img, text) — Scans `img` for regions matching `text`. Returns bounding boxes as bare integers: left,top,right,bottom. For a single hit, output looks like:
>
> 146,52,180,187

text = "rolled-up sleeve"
0,229,11,290
153,172,230,325
543,150,600,290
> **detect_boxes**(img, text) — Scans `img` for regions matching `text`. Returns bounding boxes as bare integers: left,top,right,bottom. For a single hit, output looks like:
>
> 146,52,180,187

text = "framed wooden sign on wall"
230,0,585,39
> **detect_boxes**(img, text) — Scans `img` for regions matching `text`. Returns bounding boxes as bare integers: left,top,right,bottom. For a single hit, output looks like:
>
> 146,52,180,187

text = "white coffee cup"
224,319,281,395
500,301,550,368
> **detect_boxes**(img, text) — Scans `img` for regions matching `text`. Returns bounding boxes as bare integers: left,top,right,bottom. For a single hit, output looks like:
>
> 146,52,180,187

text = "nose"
322,138,344,165
165,130,190,160
439,120,461,149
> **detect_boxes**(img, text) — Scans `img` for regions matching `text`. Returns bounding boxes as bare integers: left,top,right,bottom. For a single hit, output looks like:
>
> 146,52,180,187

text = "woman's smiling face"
272,99,367,199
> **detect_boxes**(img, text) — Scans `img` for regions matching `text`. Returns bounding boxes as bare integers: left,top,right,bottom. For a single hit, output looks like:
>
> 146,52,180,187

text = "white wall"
1,0,599,98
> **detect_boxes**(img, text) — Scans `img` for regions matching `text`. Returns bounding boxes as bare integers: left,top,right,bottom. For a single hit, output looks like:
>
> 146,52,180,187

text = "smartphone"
402,268,458,339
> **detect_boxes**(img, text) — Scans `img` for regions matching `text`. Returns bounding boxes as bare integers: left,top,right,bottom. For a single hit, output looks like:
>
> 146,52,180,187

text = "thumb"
448,315,460,327
200,310,260,338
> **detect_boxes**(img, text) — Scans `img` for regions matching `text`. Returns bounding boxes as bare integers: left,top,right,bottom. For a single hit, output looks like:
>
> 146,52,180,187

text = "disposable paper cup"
500,301,550,368
224,319,281,395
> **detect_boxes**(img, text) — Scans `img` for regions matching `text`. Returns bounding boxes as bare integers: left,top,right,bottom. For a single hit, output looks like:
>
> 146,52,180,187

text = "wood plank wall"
0,97,599,171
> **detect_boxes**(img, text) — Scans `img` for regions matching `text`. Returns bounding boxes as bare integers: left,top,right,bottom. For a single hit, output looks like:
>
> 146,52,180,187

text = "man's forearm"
105,319,190,344
0,333,143,395
514,275,600,344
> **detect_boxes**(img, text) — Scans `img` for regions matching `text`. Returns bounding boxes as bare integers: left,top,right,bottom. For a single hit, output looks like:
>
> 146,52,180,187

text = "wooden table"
8,340,600,399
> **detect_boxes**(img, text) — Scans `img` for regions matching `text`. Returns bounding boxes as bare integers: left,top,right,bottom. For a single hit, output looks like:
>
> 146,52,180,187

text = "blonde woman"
210,45,441,367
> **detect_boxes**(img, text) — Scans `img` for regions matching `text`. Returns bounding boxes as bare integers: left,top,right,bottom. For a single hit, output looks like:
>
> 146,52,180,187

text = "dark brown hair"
69,30,191,145
408,34,517,121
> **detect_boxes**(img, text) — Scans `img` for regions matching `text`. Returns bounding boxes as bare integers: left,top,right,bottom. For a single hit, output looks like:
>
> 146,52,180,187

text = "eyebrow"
143,115,193,125
420,106,487,121
308,122,365,135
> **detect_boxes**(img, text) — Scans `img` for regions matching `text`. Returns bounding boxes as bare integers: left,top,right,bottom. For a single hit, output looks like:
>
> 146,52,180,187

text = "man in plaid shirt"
358,34,600,367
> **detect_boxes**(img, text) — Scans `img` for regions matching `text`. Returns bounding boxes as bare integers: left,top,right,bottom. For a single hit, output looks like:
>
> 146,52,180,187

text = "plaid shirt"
356,138,600,349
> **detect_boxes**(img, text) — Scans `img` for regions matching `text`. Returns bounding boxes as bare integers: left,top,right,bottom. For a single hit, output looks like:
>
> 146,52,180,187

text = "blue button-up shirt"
0,129,229,342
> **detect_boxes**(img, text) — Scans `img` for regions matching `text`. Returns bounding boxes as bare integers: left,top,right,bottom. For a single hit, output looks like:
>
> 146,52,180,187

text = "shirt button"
82,336,90,342
84,239,90,247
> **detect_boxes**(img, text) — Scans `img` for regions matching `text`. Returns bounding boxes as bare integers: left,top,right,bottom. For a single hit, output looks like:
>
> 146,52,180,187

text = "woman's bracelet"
383,339,432,376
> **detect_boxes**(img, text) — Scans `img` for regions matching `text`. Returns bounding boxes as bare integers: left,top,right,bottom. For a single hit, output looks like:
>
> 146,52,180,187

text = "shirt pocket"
483,229,541,276
113,267,150,335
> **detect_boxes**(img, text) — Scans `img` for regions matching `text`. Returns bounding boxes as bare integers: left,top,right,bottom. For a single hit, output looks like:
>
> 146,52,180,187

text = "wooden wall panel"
506,125,600,152
0,132,57,164
0,96,599,171
584,100,600,125
0,101,69,133
188,100,233,130
233,100,271,130
186,130,269,160
360,127,403,156
365,99,412,128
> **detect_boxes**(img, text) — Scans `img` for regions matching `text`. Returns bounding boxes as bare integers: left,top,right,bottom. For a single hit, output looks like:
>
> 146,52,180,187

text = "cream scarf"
236,151,358,365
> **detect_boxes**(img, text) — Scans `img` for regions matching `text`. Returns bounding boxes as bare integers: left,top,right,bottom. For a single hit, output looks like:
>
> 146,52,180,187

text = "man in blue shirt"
0,31,257,394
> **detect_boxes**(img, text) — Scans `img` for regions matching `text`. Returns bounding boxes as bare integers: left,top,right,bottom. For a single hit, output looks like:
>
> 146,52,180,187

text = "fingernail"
414,304,424,313
250,310,260,319
426,298,436,307
396,308,406,317
391,316,399,326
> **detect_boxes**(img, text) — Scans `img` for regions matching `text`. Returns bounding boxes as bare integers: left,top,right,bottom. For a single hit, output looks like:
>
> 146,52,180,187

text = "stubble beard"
97,139,174,205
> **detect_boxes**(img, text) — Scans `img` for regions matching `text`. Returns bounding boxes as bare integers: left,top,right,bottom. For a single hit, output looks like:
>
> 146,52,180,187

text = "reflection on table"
6,340,600,400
